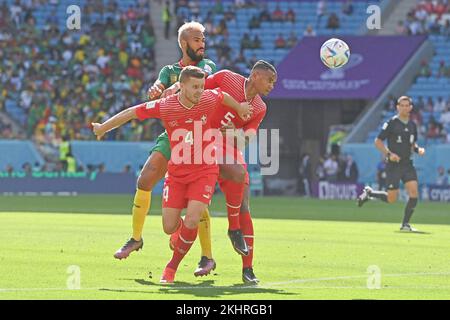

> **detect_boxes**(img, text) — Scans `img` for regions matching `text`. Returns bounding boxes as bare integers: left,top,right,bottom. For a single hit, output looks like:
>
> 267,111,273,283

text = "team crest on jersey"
168,120,178,127
396,136,402,143
201,115,207,125
145,101,156,109
203,64,212,75
204,185,213,194
170,74,178,85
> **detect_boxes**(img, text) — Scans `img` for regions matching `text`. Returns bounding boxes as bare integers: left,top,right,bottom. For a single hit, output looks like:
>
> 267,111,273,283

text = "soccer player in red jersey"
92,66,251,283
150,60,276,283
205,60,277,284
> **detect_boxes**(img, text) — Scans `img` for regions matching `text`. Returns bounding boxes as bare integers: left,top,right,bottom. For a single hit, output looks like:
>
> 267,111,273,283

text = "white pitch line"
264,271,450,287
2,272,450,293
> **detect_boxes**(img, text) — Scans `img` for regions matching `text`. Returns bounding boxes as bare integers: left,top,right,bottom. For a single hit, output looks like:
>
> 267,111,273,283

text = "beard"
186,44,204,62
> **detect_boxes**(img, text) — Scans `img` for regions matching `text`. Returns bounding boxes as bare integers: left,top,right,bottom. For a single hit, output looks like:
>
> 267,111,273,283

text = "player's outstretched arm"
91,106,140,140
222,92,252,120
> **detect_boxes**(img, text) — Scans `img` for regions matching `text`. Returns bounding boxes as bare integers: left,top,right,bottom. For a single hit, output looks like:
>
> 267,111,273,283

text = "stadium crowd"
0,0,159,143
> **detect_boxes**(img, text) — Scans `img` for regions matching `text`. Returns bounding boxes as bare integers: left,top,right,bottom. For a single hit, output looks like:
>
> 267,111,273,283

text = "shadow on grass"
99,278,296,298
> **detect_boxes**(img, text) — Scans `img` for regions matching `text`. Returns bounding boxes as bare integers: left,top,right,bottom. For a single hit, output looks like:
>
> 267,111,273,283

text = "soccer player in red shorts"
206,60,277,284
92,66,251,283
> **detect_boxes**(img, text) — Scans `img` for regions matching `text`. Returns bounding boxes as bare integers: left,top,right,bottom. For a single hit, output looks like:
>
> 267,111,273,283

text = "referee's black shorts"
386,160,418,190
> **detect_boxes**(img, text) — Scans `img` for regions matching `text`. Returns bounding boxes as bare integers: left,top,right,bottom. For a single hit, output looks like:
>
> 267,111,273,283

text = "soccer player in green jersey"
114,21,218,276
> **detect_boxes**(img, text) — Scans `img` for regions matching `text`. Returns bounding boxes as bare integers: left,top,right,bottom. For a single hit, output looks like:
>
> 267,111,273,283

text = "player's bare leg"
239,183,259,284
161,201,205,283
218,163,249,256
401,181,419,232
114,151,167,259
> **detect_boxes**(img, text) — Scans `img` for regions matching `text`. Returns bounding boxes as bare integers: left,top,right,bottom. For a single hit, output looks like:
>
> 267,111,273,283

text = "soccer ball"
320,38,350,69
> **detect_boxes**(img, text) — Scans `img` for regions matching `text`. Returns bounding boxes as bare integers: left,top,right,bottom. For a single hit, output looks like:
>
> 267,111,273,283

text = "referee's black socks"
370,190,388,202
402,198,418,225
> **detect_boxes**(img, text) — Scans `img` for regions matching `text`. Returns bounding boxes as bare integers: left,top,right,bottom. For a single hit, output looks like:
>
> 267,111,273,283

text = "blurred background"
0,0,449,201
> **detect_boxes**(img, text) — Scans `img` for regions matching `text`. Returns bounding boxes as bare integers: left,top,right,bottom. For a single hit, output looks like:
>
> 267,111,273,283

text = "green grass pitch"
1,195,450,300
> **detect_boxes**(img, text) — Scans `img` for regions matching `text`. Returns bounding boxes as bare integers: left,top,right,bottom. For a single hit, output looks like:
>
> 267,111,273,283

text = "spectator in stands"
438,61,449,77
212,0,224,14
316,0,327,28
342,154,359,183
5,164,14,174
66,152,77,173
396,21,408,35
240,33,252,50
248,15,260,29
442,19,450,39
286,32,298,48
315,157,326,182
326,13,340,30
434,0,448,19
298,153,312,197
324,154,339,182
304,25,316,37
426,116,444,140
275,34,286,49
272,5,284,22
436,166,449,186
410,106,423,127
215,19,229,37
439,106,450,125
416,96,425,110
434,96,447,112
162,1,172,40
425,97,434,112
409,17,424,35
342,0,354,16
286,8,296,23
123,164,132,174
252,35,261,49
419,60,432,77
259,4,271,22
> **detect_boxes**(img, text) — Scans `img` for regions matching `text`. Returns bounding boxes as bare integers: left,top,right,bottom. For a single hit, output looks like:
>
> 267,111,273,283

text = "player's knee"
229,166,246,183
137,164,160,190
163,223,177,235
183,216,199,229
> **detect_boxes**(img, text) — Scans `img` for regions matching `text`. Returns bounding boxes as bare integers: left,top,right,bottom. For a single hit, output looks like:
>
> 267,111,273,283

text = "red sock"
167,221,198,271
240,211,254,269
220,180,245,230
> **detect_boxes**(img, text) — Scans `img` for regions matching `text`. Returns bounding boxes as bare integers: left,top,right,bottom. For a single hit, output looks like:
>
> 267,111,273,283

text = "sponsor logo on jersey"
145,101,156,109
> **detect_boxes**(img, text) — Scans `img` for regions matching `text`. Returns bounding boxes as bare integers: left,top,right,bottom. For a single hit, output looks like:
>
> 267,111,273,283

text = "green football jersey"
157,58,217,88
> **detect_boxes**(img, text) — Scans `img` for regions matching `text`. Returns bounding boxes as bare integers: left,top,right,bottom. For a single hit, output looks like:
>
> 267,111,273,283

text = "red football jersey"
205,70,267,133
135,89,224,182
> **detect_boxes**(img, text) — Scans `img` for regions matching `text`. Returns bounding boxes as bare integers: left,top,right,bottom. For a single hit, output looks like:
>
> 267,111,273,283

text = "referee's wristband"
413,146,419,153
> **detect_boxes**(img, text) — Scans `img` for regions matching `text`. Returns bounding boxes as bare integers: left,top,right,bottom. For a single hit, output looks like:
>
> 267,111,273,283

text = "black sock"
402,198,418,225
370,190,388,202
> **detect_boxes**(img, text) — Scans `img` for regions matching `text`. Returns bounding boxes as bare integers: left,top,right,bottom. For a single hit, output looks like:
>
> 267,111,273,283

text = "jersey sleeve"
244,109,266,133
377,120,391,140
204,70,228,90
157,65,171,88
135,100,161,120
413,123,418,143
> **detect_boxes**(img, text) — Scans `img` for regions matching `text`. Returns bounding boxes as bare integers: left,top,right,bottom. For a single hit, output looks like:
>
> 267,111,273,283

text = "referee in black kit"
357,96,426,232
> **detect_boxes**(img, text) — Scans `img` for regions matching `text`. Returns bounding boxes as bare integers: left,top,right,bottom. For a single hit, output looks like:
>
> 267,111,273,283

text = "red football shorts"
162,173,218,209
